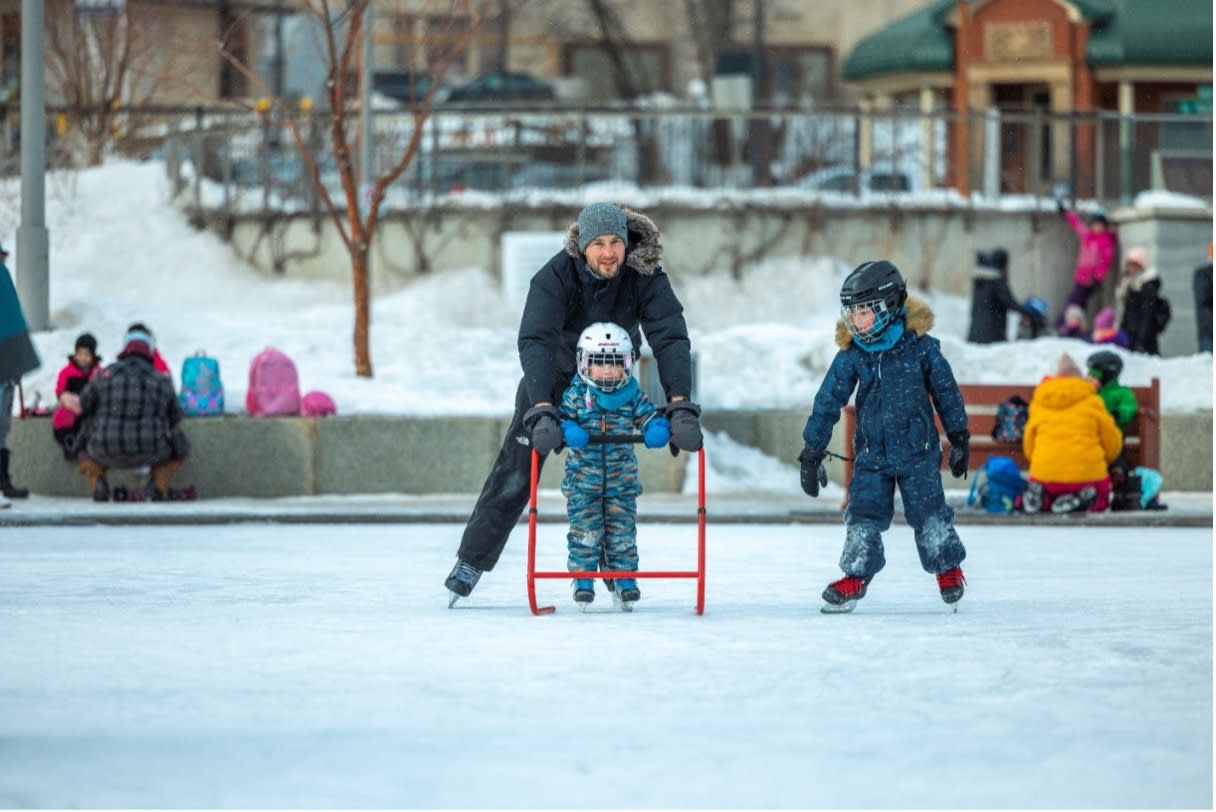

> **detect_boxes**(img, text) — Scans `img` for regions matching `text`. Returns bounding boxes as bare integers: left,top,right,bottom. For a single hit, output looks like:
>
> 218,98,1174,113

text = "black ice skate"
936,566,966,610
1021,481,1044,513
821,575,871,614
573,579,595,611
1050,486,1098,514
611,578,641,612
445,559,482,607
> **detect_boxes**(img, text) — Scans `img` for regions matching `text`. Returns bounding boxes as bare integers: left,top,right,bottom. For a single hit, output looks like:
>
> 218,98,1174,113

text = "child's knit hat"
1056,353,1082,377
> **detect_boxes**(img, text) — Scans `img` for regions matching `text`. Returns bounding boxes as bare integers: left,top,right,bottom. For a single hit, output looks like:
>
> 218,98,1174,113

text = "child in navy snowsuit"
559,322,670,610
798,260,971,612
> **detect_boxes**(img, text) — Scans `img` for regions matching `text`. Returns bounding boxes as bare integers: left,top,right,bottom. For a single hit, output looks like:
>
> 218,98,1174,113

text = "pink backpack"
301,390,337,417
246,347,301,416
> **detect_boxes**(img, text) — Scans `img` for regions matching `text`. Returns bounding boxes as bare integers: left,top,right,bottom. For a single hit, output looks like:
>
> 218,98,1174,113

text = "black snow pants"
457,377,560,571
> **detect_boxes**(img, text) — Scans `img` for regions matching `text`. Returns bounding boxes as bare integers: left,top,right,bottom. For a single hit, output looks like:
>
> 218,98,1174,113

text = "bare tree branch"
186,0,499,377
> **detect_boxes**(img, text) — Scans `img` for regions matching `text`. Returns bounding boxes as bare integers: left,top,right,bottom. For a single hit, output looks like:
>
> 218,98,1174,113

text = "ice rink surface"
0,521,1210,808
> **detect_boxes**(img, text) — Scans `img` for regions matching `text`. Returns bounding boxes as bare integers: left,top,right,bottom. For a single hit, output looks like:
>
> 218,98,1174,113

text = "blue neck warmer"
855,313,906,353
592,377,638,409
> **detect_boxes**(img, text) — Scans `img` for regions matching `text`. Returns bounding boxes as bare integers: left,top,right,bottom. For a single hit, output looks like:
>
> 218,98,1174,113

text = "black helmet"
840,260,907,342
1086,350,1123,386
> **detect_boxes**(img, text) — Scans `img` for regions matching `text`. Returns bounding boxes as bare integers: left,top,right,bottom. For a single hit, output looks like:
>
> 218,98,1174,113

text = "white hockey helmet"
576,322,635,392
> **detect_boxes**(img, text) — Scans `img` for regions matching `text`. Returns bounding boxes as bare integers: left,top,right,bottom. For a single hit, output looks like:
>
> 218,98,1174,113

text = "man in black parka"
966,247,1043,344
445,202,702,604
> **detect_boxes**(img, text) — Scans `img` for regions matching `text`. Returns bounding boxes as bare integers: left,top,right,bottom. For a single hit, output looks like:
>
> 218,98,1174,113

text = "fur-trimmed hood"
1116,264,1161,304
562,205,663,275
834,294,934,350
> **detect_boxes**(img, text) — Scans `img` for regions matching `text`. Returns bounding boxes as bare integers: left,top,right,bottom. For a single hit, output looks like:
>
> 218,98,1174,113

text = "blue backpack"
966,454,1028,514
179,351,225,416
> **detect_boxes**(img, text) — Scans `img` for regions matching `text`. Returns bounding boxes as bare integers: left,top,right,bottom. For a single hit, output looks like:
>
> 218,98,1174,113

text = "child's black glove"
665,401,703,454
1055,198,1067,215
798,447,828,497
947,430,971,479
523,405,563,455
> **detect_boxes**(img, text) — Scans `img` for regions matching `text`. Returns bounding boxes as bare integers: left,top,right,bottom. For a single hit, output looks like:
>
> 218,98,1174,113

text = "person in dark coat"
77,326,189,501
966,247,1043,344
1194,246,1212,353
798,260,970,613
444,202,701,604
1116,246,1170,356
0,240,40,501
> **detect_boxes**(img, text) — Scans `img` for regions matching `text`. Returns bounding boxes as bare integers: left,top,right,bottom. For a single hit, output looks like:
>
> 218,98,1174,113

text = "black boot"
0,449,28,499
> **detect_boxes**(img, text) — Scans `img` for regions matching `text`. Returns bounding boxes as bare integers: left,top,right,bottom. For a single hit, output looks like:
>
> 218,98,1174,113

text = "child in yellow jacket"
1020,354,1123,513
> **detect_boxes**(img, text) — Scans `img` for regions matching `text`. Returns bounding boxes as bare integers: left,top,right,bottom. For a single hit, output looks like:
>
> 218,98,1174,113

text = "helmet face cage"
841,298,896,342
840,261,907,343
577,323,634,392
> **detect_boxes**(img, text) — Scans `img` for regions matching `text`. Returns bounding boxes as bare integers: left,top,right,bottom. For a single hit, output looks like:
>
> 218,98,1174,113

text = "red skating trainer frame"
526,436,707,615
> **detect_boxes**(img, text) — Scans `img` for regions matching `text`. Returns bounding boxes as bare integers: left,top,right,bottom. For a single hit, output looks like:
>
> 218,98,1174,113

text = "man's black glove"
947,430,971,479
523,405,563,455
797,447,828,497
666,401,703,453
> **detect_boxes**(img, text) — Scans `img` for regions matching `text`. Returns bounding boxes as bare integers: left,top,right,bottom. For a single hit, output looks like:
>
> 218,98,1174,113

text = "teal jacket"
0,260,40,383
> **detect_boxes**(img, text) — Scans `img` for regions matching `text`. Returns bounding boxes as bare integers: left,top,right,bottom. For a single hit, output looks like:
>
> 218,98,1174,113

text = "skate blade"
447,592,461,608
610,592,637,612
821,600,857,614
576,601,592,613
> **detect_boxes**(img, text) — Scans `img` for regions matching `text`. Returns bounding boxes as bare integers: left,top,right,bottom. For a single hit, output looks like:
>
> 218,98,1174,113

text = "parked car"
509,161,613,190
445,71,556,105
372,70,446,105
793,164,921,194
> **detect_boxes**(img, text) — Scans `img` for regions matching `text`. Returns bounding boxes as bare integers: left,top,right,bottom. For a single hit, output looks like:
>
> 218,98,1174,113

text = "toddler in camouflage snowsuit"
559,322,670,609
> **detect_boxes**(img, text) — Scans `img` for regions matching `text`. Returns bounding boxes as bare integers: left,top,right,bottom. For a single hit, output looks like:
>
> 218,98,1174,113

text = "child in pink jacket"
1058,202,1117,319
53,333,101,459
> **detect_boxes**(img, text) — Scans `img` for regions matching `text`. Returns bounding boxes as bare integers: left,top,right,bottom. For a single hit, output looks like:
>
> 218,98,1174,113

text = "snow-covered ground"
4,161,1211,421
2,160,1210,495
0,521,1209,808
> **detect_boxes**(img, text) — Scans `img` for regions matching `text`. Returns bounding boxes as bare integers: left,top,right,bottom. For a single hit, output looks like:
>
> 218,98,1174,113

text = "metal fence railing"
12,104,1208,213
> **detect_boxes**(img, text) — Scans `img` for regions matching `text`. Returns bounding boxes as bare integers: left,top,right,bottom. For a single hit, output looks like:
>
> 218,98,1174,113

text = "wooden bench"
840,378,1161,490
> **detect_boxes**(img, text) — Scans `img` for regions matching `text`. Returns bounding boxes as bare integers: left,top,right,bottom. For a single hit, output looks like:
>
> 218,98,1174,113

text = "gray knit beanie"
577,202,628,254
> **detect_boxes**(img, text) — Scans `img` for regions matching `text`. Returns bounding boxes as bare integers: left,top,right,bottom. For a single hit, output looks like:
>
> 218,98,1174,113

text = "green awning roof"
843,0,1211,82
1087,0,1212,65
842,0,955,81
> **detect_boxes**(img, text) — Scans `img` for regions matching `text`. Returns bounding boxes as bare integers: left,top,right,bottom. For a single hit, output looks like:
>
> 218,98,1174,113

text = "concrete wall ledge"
8,410,1212,498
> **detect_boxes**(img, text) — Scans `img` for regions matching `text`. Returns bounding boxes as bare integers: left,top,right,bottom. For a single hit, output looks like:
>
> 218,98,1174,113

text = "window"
716,47,834,105
391,12,483,77
564,44,671,99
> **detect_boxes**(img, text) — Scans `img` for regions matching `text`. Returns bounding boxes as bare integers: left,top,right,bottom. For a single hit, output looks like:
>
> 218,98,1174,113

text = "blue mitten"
643,416,671,448
562,419,590,449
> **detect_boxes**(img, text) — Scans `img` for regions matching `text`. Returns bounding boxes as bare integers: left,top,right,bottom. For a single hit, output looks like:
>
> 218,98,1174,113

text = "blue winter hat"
120,326,155,359
576,202,628,254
